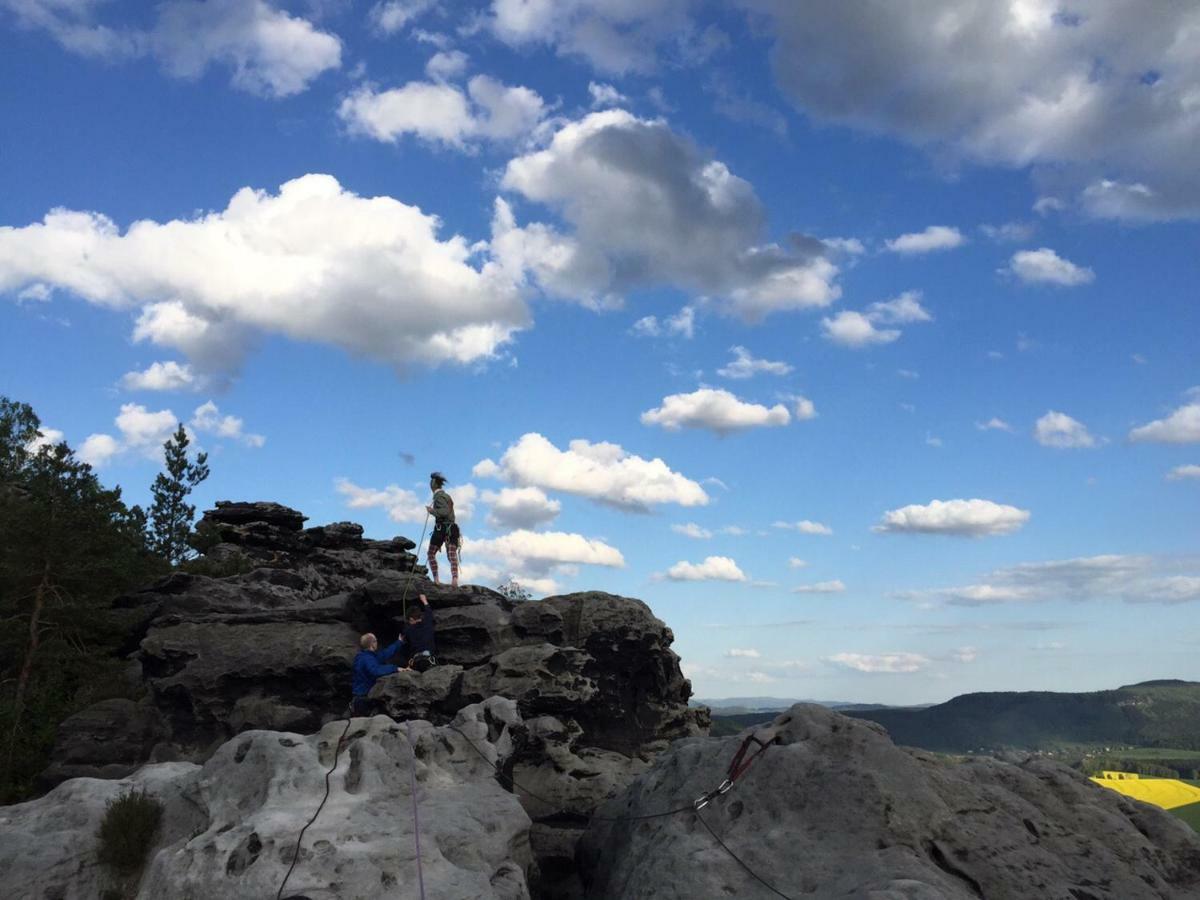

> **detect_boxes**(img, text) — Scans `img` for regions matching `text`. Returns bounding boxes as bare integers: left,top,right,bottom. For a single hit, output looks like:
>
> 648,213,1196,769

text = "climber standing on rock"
425,471,460,588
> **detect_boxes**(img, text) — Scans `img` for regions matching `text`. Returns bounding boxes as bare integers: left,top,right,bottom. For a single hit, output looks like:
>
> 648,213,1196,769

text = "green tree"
496,578,533,602
0,397,164,800
148,424,209,566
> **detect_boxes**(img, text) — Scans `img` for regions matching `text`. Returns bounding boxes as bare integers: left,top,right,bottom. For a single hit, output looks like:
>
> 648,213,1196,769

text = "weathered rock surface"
579,703,1200,899
1,699,535,900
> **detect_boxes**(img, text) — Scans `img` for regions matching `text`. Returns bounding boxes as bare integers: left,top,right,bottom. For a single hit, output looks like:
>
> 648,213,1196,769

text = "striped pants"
428,524,459,582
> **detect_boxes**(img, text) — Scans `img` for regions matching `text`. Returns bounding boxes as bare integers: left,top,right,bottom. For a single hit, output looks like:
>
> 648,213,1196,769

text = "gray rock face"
579,703,1200,900
1,700,535,900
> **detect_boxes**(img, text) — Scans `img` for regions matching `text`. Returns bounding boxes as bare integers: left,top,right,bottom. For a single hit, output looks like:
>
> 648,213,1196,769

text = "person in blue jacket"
401,593,437,672
351,630,404,716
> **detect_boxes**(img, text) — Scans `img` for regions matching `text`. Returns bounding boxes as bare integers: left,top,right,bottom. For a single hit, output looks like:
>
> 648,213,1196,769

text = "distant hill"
845,680,1200,753
693,697,899,714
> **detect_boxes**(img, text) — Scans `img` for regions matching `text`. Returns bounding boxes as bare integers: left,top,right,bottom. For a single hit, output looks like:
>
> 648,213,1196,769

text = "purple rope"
405,719,427,900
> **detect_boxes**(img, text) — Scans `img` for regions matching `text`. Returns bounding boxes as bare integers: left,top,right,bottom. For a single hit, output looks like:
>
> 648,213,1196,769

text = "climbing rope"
276,510,431,900
446,723,797,897
405,719,428,900
276,716,354,900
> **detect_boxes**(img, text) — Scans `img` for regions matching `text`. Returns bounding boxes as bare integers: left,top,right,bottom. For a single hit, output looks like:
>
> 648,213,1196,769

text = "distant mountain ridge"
844,679,1200,752
693,696,899,714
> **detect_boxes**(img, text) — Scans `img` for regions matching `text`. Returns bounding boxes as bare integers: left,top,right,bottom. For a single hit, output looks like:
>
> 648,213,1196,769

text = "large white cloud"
745,1,1200,220
1005,248,1094,286
473,432,708,511
874,498,1030,537
1034,411,1098,448
662,555,748,582
338,75,546,149
640,388,790,435
495,110,841,319
6,0,342,97
482,486,561,530
0,174,529,374
1129,403,1200,444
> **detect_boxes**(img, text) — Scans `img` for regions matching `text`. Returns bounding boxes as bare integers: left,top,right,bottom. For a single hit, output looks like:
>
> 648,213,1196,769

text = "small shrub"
97,790,164,874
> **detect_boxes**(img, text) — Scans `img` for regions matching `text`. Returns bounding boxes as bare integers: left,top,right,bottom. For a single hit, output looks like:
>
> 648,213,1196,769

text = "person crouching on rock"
402,593,437,673
425,471,460,588
351,632,403,716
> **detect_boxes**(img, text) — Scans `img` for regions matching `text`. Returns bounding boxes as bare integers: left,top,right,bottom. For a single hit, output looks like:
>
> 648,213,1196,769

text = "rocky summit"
34,501,706,897
9,502,1200,899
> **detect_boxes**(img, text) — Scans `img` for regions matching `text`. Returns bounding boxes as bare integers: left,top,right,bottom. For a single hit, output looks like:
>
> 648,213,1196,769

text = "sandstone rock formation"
1,699,536,900
579,703,1200,899
39,501,706,896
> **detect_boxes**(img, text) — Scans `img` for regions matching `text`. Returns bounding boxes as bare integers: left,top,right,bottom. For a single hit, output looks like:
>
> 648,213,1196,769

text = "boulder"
38,698,168,786
1,699,537,900
579,703,1200,899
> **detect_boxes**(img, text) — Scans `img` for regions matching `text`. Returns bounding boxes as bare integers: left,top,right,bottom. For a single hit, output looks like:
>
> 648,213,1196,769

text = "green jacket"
431,489,455,527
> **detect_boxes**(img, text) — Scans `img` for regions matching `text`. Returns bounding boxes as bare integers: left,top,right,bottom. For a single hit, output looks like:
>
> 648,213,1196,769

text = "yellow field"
1092,772,1200,810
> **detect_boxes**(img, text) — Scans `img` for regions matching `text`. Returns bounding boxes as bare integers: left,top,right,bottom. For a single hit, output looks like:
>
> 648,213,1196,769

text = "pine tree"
148,425,209,566
0,397,164,800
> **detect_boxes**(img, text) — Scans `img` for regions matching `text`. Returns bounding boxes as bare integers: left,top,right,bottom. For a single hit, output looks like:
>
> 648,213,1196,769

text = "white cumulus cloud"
885,225,965,254
337,479,477,525
495,110,841,319
716,345,793,379
1034,411,1098,448
874,498,1030,537
482,486,561,529
339,75,547,149
189,400,264,447
1129,403,1200,444
662,555,748,582
120,360,201,392
0,175,529,375
6,0,342,98
822,291,930,348
469,529,625,572
1006,248,1095,286
473,432,708,511
746,2,1200,221
1166,464,1200,481
672,523,713,539
641,388,791,435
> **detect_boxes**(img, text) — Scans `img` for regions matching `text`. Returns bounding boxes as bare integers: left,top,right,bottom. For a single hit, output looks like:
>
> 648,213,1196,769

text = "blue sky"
2,0,1198,704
